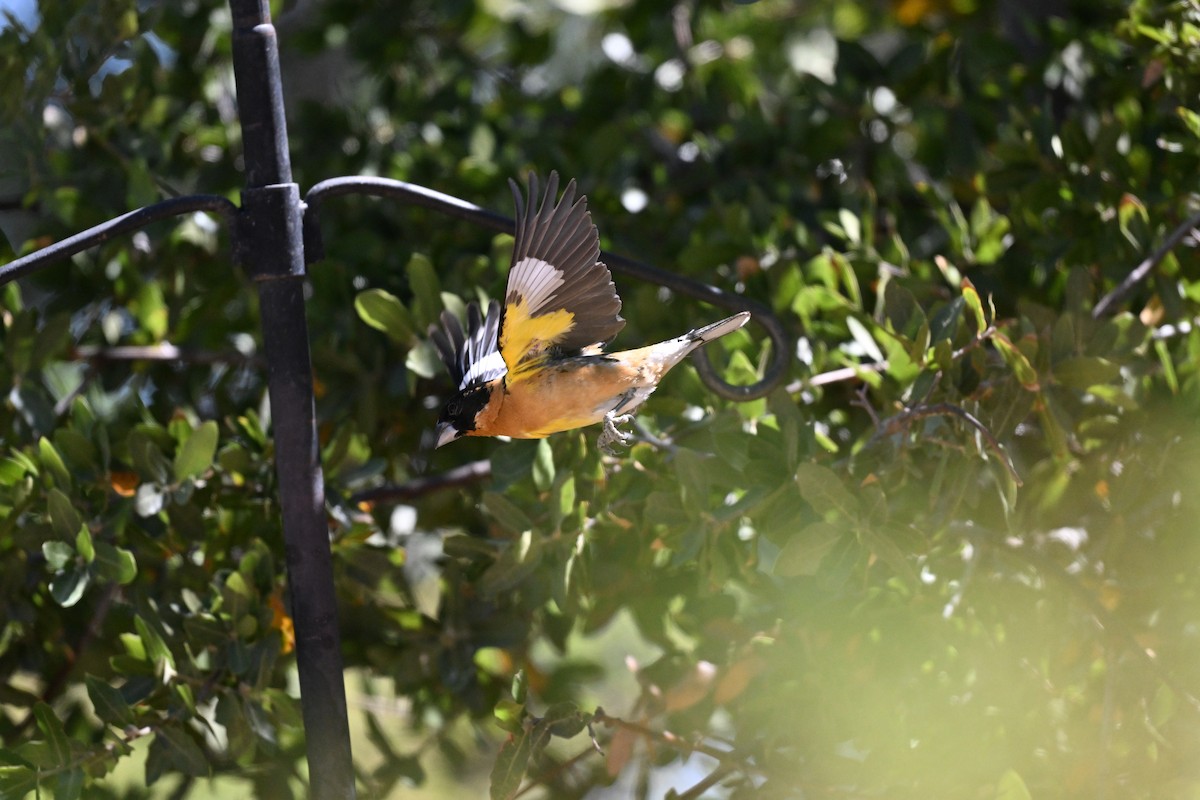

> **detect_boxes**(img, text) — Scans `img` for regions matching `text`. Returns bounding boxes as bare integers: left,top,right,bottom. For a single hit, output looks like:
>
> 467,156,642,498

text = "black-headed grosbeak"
430,172,750,451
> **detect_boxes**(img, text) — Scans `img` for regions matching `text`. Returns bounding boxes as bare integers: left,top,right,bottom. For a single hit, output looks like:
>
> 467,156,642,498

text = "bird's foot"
598,413,635,455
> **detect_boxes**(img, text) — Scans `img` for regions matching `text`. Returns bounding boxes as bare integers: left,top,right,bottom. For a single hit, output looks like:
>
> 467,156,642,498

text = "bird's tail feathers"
691,311,751,344
642,311,751,374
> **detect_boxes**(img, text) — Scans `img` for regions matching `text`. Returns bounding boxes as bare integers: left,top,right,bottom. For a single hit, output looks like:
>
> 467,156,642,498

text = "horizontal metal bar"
303,176,789,400
0,195,239,287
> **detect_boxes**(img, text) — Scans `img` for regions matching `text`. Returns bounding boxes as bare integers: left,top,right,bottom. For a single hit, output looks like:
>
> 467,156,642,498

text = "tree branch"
591,707,759,776
873,401,1023,486
71,342,263,366
348,459,492,505
1092,209,1200,318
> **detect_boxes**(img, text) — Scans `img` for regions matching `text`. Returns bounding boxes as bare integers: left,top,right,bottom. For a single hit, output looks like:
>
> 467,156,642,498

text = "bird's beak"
434,422,460,449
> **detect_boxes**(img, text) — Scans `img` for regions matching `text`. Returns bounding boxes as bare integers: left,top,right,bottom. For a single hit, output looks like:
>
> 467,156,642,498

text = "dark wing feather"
502,171,625,358
430,300,506,391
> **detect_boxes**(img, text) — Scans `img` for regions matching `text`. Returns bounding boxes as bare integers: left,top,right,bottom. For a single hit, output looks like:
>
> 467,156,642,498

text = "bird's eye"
447,399,462,416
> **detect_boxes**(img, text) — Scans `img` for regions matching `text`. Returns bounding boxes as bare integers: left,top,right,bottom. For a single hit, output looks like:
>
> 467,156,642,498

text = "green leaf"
993,333,1040,391
52,429,95,473
929,297,964,344
555,475,577,529
1053,356,1120,390
355,288,417,343
93,542,138,585
860,527,919,587
75,525,94,564
33,703,71,767
127,428,171,484
408,252,442,328
174,420,219,482
493,699,525,734
1117,193,1150,249
0,765,39,799
482,492,533,534
135,616,175,670
490,731,535,800
46,488,82,540
1177,106,1200,139
119,633,148,662
961,278,987,333
532,439,554,492
774,521,842,577
86,674,135,726
39,437,72,490
674,448,710,505
30,312,70,370
542,701,587,738
50,566,90,607
173,683,198,716
55,766,84,800
794,463,861,520
995,769,1033,800
42,540,75,571
491,441,539,491
846,316,884,363
479,531,543,597
156,727,210,777
406,340,442,379
0,457,31,486
133,281,168,340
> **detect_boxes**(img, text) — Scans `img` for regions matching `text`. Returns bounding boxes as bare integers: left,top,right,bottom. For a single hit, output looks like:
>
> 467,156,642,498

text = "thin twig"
785,361,888,394
873,401,1022,486
348,459,492,505
676,763,736,800
71,342,263,366
850,384,881,429
1093,209,1200,318
591,708,759,776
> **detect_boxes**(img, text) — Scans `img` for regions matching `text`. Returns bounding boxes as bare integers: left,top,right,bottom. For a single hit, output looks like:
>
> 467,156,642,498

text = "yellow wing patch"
500,298,575,384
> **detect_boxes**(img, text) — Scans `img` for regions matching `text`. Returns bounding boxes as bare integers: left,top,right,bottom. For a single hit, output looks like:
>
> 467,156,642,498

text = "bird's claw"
597,413,635,455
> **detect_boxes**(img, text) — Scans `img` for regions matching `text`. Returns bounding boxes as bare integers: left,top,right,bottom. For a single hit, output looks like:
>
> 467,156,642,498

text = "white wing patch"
508,257,565,311
459,350,507,391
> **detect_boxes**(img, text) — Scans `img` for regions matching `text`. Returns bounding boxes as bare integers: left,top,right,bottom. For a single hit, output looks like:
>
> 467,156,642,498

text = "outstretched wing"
430,300,506,391
499,172,625,385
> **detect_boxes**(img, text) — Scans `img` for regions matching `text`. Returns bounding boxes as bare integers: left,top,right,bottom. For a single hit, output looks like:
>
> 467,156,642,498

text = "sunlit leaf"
961,278,987,333
993,332,1040,391
50,566,89,607
995,769,1033,800
355,288,417,343
174,420,219,482
94,543,138,585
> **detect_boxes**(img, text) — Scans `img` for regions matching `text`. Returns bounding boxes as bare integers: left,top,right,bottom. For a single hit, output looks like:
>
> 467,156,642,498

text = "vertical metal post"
228,1,355,797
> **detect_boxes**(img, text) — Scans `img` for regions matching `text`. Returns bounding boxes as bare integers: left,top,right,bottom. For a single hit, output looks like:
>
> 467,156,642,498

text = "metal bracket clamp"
237,183,306,281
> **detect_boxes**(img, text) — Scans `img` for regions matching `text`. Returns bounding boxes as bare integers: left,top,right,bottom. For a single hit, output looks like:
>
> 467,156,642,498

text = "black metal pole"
228,2,355,798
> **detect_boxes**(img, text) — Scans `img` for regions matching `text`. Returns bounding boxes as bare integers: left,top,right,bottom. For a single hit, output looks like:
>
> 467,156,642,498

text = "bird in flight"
430,172,750,453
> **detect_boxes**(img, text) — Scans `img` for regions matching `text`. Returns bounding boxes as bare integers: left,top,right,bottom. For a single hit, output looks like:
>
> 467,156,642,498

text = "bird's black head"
434,384,491,447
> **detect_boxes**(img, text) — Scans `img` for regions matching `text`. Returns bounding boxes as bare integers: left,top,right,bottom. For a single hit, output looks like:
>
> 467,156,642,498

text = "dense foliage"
3,0,1200,797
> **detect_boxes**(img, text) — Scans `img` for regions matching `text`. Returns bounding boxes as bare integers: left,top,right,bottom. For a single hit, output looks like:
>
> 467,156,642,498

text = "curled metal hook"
0,195,239,288
303,176,790,400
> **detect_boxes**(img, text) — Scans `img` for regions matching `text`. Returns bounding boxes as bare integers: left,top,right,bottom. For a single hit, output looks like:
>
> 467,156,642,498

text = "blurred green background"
3,0,1200,797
